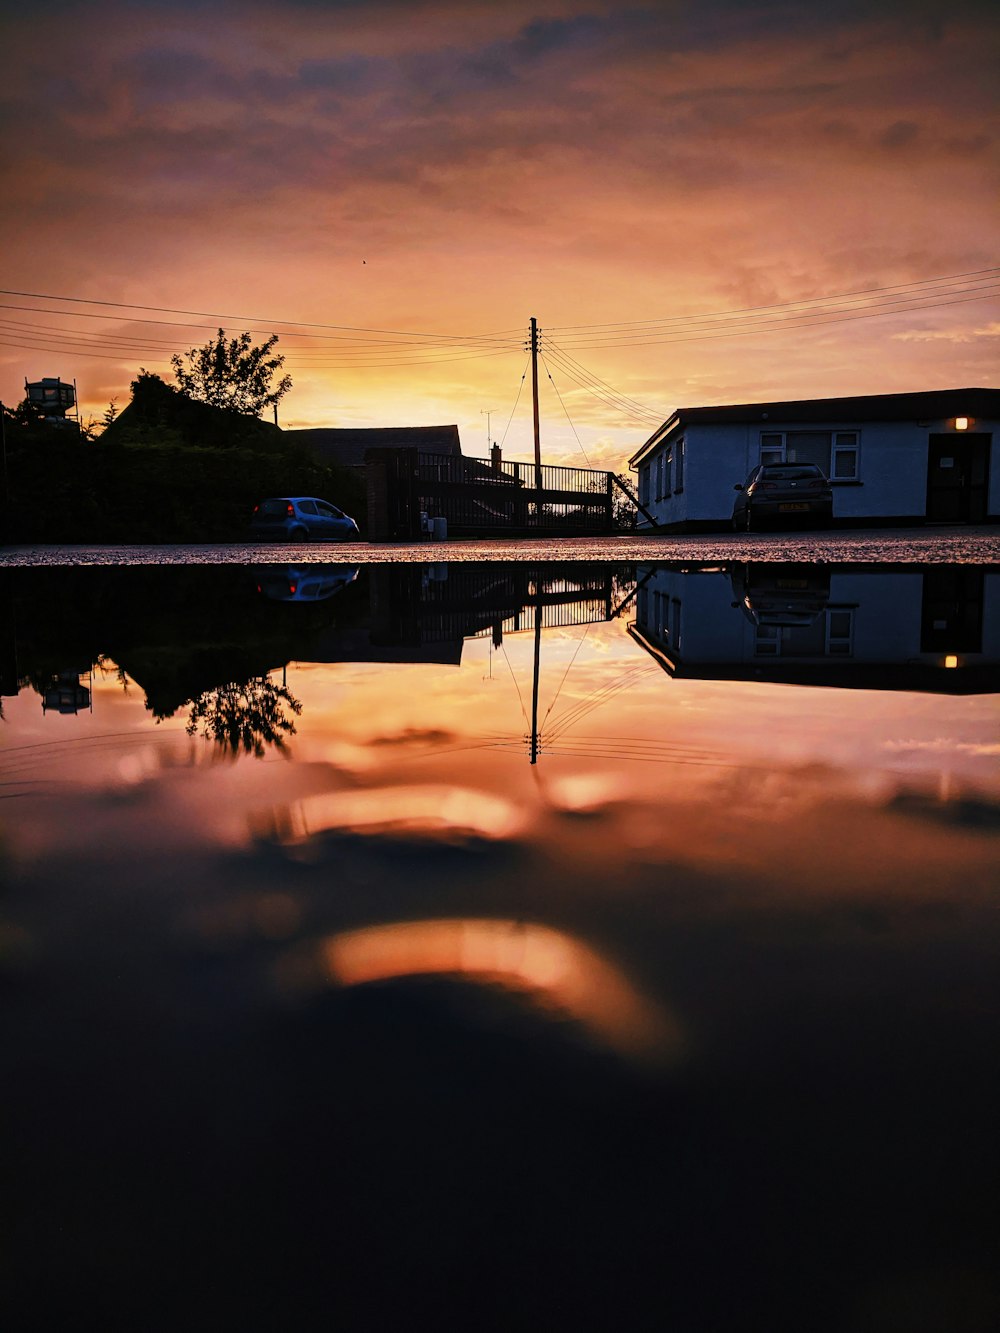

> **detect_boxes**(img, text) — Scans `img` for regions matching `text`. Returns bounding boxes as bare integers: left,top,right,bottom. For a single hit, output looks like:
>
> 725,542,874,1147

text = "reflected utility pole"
529,580,542,764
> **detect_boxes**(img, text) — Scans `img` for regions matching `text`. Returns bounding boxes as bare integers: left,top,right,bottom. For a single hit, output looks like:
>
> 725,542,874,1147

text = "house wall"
635,414,999,530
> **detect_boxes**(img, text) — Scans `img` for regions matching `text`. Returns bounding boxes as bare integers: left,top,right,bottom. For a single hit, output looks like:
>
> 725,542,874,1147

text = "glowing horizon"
2,0,997,471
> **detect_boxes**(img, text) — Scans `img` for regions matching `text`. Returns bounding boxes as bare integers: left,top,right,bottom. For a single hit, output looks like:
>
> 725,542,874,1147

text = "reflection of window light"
944,655,959,668
954,417,970,431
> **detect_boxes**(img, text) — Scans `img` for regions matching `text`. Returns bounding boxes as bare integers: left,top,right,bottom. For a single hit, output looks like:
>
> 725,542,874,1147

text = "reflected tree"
186,677,303,757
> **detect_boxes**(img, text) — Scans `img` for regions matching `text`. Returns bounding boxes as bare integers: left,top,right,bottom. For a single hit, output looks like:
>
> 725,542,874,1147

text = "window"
827,609,854,654
759,430,860,479
298,500,318,515
785,432,832,470
760,432,784,466
655,591,667,639
664,449,673,497
675,439,684,492
832,433,859,479
639,465,650,505
754,609,854,658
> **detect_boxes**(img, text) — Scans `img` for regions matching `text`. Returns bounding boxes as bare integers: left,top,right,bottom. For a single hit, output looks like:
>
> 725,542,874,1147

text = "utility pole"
529,317,542,494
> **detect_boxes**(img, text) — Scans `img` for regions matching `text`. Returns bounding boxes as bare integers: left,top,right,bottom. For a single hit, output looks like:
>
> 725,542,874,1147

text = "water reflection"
289,918,682,1063
632,561,998,691
4,563,996,760
186,676,303,757
1,558,999,1331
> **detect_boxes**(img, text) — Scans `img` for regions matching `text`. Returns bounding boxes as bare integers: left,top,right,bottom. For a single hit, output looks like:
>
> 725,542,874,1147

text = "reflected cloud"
316,917,682,1063
277,785,526,843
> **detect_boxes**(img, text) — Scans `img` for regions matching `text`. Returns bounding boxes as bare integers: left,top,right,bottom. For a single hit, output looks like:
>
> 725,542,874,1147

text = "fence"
366,448,614,539
368,564,616,645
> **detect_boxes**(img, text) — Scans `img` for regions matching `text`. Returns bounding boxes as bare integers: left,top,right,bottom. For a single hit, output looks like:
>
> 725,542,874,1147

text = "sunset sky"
2,0,998,470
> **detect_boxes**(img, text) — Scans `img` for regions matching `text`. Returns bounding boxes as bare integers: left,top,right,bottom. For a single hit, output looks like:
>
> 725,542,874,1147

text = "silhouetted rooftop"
286,424,462,469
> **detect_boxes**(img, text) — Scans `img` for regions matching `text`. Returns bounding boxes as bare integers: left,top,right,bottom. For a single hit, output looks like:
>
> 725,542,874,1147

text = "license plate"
778,503,809,512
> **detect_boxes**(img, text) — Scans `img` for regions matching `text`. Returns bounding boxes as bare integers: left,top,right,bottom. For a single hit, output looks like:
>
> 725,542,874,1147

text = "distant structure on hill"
285,424,462,470
25,376,79,428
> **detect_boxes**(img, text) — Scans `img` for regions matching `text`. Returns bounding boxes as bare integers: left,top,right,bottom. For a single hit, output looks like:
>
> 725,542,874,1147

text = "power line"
543,340,666,419
538,350,593,465
549,282,1000,351
0,303,520,356
0,329,521,371
0,286,523,344
546,266,1000,334
541,342,664,424
499,357,530,448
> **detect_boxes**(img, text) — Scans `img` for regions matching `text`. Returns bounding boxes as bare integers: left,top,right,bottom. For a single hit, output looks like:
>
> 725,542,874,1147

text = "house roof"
286,424,462,469
629,387,1000,466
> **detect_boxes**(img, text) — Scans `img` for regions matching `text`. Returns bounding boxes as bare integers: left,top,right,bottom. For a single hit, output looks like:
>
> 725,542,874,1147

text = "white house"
628,387,1000,531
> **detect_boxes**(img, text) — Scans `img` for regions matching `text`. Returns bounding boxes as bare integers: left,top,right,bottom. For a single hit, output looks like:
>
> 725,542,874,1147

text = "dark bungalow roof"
286,424,462,469
629,387,1000,466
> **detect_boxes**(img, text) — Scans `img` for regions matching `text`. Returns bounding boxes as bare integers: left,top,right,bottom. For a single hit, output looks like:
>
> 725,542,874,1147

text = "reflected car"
731,563,830,627
731,464,833,531
250,497,360,542
256,565,359,602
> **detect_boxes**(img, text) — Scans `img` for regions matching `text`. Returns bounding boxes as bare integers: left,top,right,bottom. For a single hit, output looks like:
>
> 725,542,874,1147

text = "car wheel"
289,526,308,541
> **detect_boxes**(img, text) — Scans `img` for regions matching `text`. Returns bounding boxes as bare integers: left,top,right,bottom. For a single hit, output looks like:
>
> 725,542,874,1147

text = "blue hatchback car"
250,496,360,542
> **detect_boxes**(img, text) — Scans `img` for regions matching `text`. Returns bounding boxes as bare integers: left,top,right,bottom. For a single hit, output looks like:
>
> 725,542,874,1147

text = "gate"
366,448,614,540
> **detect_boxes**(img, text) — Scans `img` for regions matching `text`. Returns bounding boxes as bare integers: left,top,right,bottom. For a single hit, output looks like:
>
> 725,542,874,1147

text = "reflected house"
628,387,1000,532
629,565,1000,692
42,668,93,714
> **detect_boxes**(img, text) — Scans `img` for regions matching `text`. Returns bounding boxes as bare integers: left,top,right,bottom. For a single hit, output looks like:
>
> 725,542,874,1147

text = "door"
920,568,984,653
926,434,990,522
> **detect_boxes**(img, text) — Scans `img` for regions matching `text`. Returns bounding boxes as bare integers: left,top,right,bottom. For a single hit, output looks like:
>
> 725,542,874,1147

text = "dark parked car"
250,497,360,542
731,464,833,531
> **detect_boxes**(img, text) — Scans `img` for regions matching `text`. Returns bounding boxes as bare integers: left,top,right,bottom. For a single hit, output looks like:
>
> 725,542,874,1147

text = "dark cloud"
878,119,921,150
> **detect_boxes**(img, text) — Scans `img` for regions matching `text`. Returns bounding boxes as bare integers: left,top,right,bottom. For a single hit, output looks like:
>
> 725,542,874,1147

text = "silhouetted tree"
171,330,292,418
186,677,302,757
612,473,638,530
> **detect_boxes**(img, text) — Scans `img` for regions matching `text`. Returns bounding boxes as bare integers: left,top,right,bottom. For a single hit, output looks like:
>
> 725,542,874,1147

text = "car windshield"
760,466,825,481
